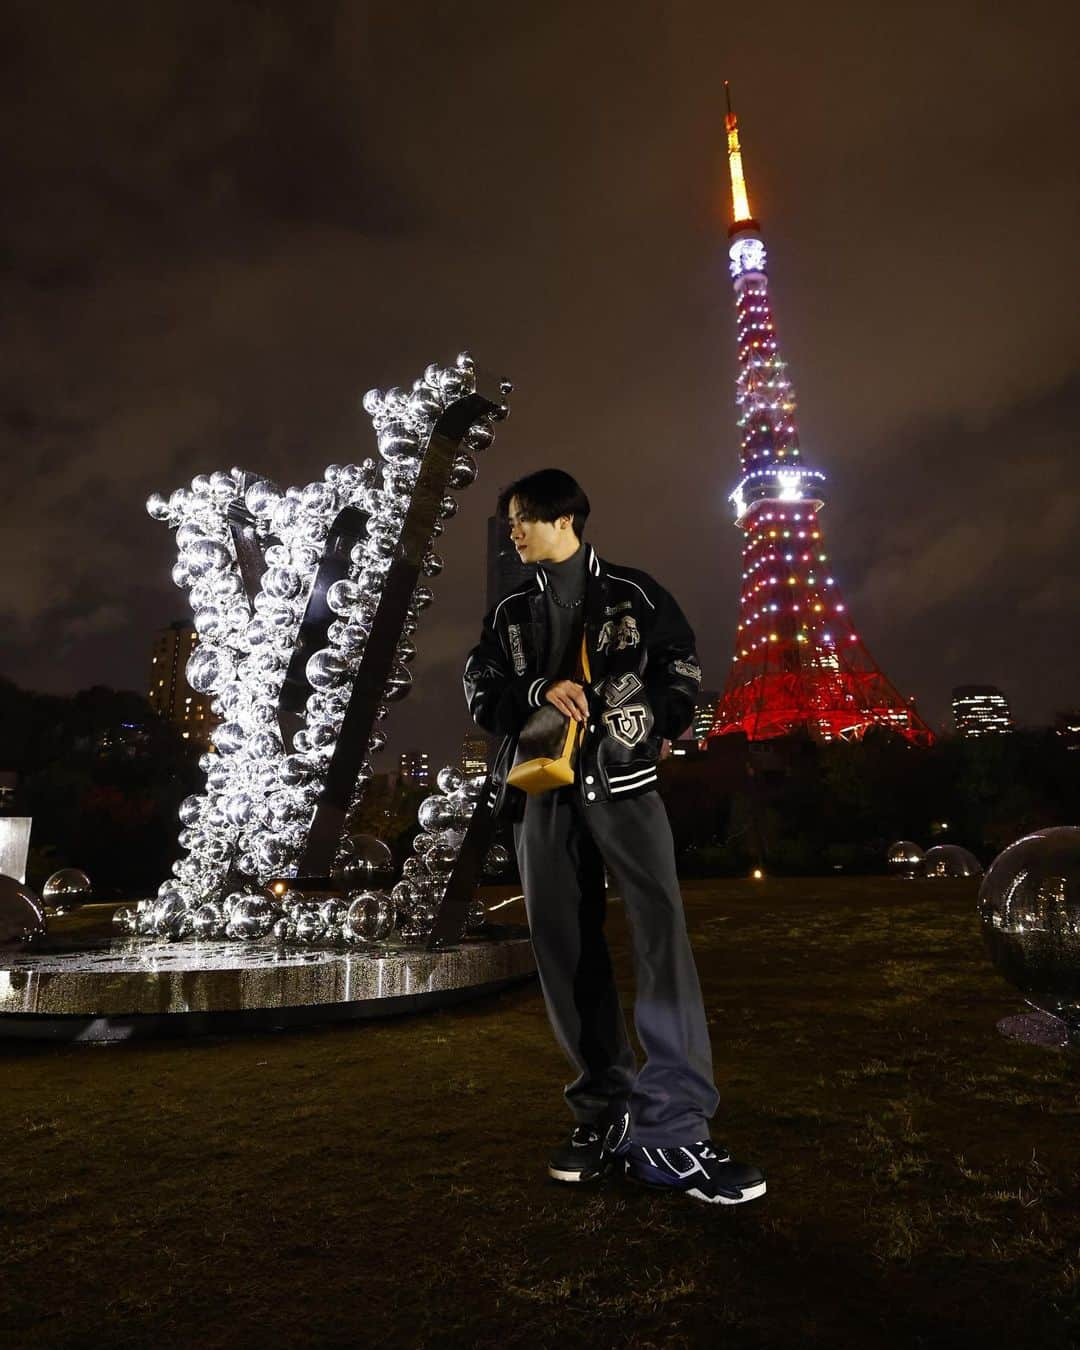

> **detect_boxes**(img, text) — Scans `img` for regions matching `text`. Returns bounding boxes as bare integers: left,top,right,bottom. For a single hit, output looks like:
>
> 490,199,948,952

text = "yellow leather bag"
506,636,591,795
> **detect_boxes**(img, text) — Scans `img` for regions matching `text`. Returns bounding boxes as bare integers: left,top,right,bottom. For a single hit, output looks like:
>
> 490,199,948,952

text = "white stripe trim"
586,544,600,576
527,678,547,707
607,572,656,610
609,776,657,794
606,765,659,783
535,569,547,591
493,588,532,622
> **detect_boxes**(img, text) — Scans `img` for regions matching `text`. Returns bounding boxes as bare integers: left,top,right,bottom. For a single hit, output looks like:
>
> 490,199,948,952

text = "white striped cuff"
527,678,548,708
608,769,658,794
606,765,657,785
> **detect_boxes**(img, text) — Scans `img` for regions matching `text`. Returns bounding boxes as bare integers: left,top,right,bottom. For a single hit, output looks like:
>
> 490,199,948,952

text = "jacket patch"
602,702,650,747
672,659,702,683
597,615,640,654
601,671,643,708
507,624,527,675
603,599,633,617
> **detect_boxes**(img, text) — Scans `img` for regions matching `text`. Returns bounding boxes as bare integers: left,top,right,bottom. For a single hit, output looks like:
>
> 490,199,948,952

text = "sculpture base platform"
0,921,536,1043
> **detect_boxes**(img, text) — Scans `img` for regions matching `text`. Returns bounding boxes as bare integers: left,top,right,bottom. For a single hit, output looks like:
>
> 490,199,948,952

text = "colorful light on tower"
706,85,933,748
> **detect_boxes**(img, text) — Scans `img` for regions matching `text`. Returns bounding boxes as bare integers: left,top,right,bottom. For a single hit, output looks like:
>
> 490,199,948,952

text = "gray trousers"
513,787,720,1147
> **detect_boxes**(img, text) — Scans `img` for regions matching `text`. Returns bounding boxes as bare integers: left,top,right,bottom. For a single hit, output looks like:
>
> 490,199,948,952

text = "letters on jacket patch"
601,702,650,747
599,671,644,708
507,623,527,675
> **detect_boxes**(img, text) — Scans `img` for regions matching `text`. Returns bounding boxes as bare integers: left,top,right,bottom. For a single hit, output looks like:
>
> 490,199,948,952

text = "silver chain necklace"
548,588,584,609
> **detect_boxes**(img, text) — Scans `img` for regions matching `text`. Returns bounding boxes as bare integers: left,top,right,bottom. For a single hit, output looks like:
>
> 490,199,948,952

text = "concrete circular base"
0,922,536,1042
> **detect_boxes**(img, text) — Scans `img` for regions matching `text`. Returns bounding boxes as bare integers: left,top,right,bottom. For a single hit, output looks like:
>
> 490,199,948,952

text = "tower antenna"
723,80,753,227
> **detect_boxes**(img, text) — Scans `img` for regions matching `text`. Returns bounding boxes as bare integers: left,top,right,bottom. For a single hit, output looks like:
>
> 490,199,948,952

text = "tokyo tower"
706,85,933,748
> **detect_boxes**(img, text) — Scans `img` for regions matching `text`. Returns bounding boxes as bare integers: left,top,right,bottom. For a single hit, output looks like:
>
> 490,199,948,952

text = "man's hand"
544,679,589,723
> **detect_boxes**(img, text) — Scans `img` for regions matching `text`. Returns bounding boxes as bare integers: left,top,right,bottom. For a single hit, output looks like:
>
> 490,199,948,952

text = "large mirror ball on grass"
979,826,1080,1034
128,352,509,948
887,841,924,876
920,844,982,878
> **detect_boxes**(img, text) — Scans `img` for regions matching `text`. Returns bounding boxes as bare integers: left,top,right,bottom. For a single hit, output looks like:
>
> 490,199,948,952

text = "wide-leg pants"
513,786,720,1147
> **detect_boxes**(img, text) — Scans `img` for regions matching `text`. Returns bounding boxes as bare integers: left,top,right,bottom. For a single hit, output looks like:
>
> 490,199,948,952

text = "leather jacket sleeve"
643,583,703,740
463,605,546,737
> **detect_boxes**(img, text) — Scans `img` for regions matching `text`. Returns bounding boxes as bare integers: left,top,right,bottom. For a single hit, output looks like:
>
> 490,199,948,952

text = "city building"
952,686,1013,738
1054,710,1080,751
94,723,152,758
691,692,721,743
399,749,430,787
148,620,217,746
705,86,932,748
460,733,489,778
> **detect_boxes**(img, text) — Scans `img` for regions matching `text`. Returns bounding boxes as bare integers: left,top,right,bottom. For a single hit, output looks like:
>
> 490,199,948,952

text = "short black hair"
497,469,590,540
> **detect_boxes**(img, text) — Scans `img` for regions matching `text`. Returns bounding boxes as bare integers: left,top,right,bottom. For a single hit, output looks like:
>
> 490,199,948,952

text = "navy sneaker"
547,1104,632,1183
625,1140,766,1205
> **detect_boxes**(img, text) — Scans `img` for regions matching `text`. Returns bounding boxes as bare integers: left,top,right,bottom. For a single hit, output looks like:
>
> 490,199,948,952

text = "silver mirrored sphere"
191,902,227,939
306,648,350,690
42,868,93,909
482,844,510,877
344,891,395,943
463,419,494,452
336,835,395,888
979,827,1080,1032
887,841,924,876
417,795,454,832
920,845,982,878
436,766,465,795
232,895,276,939
294,906,327,943
113,905,138,936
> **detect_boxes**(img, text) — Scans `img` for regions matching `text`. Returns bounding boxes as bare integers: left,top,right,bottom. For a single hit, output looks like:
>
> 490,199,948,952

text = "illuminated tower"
707,86,933,747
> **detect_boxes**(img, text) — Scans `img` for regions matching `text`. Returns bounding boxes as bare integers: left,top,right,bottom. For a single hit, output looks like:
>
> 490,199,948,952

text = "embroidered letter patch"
602,702,650,748
507,624,527,675
672,659,702,684
601,671,644,707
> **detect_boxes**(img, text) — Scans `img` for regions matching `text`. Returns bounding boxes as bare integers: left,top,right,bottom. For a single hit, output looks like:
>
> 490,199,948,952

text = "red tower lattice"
706,87,933,748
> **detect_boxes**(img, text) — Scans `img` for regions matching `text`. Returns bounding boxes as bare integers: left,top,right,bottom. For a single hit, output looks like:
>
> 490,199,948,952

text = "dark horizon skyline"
2,2,1078,770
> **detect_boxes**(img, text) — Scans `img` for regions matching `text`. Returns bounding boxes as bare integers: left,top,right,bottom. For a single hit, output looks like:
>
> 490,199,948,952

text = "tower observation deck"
706,86,933,747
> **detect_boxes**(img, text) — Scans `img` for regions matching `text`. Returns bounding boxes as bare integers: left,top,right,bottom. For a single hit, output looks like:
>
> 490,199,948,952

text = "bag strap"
578,633,591,684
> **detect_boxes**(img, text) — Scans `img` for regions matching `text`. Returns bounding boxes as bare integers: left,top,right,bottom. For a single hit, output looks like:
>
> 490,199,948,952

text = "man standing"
463,469,765,1206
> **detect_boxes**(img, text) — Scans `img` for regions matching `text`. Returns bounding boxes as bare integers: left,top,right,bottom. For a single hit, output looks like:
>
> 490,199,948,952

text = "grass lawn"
1,877,1077,1349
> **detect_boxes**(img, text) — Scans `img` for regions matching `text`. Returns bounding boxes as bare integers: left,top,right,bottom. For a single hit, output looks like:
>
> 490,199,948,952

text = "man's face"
507,496,573,564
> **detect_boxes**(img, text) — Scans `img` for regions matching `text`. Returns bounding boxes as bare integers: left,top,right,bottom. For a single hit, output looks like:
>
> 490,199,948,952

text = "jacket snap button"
586,791,597,801
588,724,595,732
585,775,595,785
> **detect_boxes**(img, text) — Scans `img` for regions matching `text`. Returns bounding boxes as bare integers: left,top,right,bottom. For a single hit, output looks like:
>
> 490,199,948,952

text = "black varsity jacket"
462,543,703,819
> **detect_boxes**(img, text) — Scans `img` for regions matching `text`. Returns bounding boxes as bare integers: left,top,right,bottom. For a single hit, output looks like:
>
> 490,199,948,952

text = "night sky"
3,2,1078,768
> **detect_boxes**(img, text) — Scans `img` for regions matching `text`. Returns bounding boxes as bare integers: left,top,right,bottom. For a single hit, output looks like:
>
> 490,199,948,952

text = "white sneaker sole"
626,1169,767,1204
687,1179,767,1205
548,1163,610,1182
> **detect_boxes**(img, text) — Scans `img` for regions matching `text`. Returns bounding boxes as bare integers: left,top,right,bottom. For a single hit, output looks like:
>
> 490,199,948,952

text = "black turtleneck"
540,543,588,683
